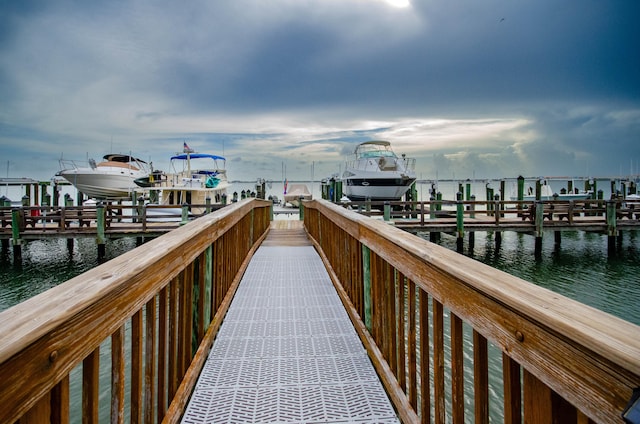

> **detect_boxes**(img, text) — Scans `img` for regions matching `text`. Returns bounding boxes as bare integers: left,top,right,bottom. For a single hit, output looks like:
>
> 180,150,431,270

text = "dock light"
623,388,640,424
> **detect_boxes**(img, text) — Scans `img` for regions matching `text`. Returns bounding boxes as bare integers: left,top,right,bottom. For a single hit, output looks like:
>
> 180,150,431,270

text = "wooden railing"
303,199,640,423
0,198,271,423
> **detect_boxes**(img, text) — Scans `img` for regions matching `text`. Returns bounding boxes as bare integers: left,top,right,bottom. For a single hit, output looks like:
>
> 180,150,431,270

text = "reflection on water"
1,238,138,311
426,229,640,326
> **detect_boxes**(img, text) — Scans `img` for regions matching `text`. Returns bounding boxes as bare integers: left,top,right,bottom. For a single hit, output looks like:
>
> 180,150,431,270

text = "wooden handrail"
0,198,271,423
303,199,640,423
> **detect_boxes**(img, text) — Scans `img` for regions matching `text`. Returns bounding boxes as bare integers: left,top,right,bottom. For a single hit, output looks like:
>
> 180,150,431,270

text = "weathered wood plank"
111,327,125,424
82,347,100,424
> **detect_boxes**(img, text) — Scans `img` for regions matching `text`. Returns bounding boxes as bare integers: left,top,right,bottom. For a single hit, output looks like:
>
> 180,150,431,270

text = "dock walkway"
181,221,398,423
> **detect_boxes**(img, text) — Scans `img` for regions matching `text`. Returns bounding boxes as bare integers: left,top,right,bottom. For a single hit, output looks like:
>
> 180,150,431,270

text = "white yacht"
57,154,150,199
341,141,416,201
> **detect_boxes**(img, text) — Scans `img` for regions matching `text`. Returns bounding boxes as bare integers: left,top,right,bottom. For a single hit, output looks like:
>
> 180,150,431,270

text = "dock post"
468,194,475,250
383,201,390,221
429,196,438,242
456,192,464,252
499,180,506,217
205,196,211,214
299,197,304,220
534,200,544,258
181,204,189,225
11,208,22,262
365,197,371,213
517,175,525,217
606,200,617,254
361,245,372,332
597,190,604,216
535,179,542,201
554,231,562,246
96,203,106,260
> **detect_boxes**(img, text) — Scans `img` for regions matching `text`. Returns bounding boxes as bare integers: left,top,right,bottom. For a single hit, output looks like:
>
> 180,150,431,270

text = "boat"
510,183,592,201
140,144,230,216
625,193,640,206
283,183,312,207
341,141,416,201
57,154,151,199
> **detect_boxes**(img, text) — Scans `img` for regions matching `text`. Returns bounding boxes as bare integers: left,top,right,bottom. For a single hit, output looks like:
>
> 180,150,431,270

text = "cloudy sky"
1,0,639,183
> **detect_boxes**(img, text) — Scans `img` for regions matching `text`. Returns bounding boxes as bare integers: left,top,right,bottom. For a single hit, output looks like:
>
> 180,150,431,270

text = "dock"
0,198,639,423
182,221,398,423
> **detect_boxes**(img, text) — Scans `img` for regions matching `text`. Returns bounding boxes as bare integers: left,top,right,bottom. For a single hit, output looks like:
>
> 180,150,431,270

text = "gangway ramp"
181,220,398,423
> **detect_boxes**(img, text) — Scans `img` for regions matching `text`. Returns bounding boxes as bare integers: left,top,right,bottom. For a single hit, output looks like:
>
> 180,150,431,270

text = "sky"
1,0,639,183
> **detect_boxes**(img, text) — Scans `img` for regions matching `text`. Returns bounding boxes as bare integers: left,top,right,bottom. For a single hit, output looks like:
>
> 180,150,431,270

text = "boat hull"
58,170,145,199
342,174,416,201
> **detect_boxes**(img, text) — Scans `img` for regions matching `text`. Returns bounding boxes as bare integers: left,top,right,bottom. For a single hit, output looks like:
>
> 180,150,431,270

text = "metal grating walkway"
181,224,399,423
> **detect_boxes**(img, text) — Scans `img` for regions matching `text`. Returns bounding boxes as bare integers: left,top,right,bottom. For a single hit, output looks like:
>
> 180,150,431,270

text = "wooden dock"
0,198,638,423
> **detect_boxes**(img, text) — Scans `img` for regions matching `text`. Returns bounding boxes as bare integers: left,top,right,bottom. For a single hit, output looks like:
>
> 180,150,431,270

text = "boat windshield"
356,144,396,159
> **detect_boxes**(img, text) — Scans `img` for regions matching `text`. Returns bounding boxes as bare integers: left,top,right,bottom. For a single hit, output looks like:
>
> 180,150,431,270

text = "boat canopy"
170,153,226,161
354,141,396,158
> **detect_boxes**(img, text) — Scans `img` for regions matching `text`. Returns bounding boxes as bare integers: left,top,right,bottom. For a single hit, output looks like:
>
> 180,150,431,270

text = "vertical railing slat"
473,330,489,424
111,326,125,424
51,375,70,424
433,299,445,424
168,277,179,399
503,353,521,424
158,287,168,420
419,290,430,424
131,310,143,424
396,272,406,391
408,280,417,409
451,313,464,424
82,347,100,424
144,297,157,424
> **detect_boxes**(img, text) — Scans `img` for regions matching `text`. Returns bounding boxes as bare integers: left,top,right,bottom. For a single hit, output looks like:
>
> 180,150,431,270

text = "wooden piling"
96,204,106,259
534,201,544,258
606,200,617,254
456,192,464,253
11,209,22,262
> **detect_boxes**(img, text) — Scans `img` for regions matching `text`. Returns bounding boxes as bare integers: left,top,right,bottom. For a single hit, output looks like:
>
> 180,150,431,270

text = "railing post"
96,203,106,260
362,245,372,332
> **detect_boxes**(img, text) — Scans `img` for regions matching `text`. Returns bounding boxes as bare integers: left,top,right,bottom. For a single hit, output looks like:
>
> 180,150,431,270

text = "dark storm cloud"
0,0,639,181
